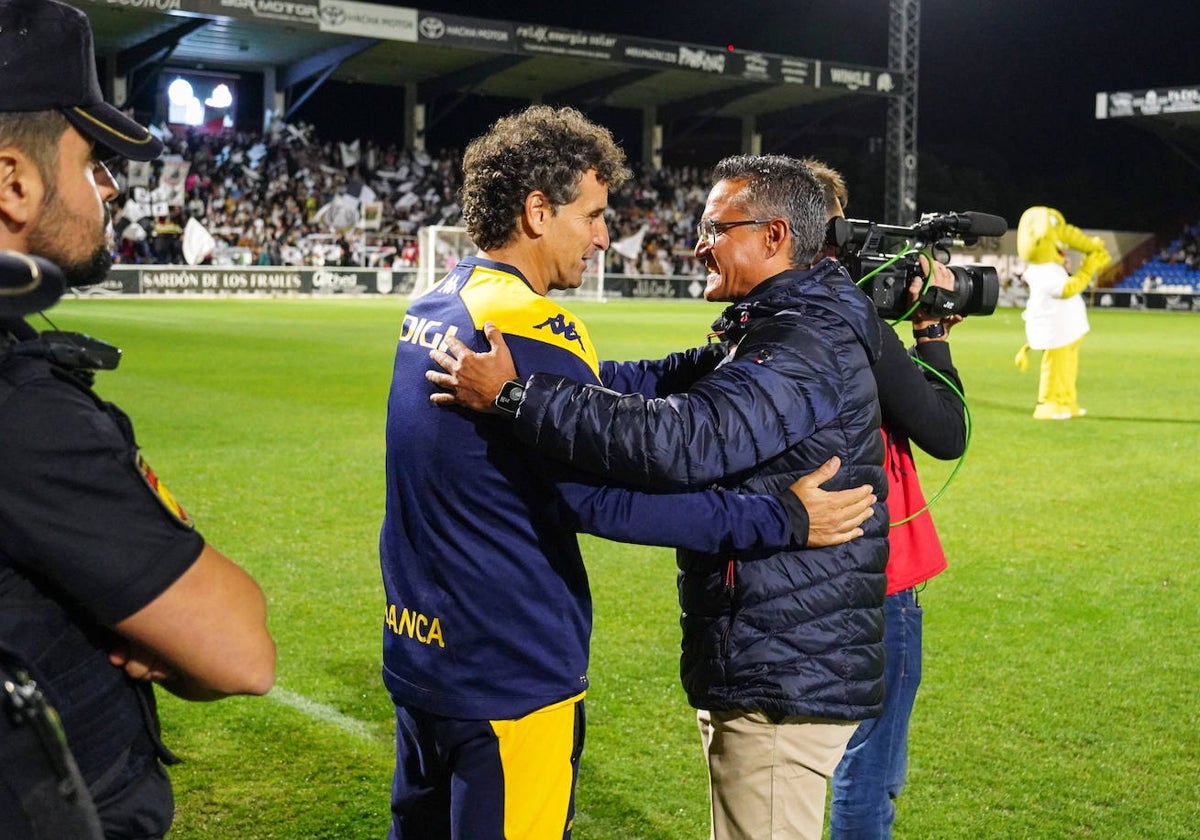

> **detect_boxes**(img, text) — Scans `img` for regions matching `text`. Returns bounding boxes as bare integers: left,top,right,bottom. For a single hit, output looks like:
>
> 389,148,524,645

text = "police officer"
0,2,276,837
0,253,102,840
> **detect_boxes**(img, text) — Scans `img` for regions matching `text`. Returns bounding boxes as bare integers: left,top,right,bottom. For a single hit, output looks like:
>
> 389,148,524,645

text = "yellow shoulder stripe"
460,266,599,378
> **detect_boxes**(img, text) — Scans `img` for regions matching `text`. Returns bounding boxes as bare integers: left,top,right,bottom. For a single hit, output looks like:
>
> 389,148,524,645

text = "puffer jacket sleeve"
515,314,845,491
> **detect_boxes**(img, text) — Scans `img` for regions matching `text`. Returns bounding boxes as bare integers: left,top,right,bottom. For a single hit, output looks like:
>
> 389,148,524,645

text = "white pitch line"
269,687,382,742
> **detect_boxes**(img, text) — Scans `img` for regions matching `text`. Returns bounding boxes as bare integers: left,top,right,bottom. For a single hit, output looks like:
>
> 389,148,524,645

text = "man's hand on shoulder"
427,320,518,413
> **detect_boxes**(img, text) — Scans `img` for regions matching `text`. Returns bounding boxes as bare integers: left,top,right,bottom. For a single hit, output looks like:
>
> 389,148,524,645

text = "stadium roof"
1094,83,1200,170
78,0,896,126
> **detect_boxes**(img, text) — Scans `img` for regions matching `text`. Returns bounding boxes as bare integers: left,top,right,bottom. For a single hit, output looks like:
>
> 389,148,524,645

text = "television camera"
825,211,1007,320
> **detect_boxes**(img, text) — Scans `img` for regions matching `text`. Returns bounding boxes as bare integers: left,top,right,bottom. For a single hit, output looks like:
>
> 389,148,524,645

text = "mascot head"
1017,206,1068,263
1017,205,1104,265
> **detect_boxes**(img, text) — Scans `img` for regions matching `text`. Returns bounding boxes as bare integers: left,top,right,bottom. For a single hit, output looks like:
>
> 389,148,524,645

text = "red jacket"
882,428,947,595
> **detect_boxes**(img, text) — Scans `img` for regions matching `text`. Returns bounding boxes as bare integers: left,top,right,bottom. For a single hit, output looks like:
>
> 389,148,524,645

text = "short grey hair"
710,154,826,266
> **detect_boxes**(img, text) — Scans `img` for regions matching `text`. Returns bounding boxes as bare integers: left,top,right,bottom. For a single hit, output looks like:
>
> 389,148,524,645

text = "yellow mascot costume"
1014,206,1111,420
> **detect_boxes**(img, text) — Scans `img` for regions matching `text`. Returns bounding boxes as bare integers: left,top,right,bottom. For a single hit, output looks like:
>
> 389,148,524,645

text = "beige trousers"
697,708,858,840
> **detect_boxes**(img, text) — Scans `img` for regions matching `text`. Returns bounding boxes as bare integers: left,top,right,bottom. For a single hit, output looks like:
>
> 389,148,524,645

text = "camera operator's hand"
910,256,963,342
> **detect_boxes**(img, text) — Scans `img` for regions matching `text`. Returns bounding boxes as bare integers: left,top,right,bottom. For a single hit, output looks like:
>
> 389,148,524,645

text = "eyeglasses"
696,217,773,245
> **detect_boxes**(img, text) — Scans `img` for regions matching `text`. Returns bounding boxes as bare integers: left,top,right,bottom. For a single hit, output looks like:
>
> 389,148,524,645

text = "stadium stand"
112,122,715,283
110,120,1197,308
1111,222,1200,293
111,121,465,270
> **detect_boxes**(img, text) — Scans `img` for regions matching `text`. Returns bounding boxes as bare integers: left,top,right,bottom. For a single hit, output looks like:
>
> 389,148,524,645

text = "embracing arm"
428,321,725,407
425,321,871,545
424,321,781,490
515,315,836,490
559,455,874,552
599,342,726,396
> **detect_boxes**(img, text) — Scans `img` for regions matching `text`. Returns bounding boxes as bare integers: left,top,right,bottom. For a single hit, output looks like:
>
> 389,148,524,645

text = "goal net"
411,225,608,301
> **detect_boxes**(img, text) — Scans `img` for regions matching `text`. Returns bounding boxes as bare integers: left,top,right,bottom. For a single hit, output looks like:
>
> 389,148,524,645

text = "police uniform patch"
134,452,193,528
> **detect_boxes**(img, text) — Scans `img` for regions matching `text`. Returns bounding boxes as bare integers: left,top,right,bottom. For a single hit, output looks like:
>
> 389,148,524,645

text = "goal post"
411,225,477,299
411,225,607,301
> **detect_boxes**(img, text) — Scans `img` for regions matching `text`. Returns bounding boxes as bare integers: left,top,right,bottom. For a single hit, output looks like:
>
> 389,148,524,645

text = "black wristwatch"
912,322,946,340
493,379,526,417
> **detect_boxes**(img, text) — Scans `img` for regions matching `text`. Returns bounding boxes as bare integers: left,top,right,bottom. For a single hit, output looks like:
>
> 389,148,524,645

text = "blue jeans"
829,588,923,840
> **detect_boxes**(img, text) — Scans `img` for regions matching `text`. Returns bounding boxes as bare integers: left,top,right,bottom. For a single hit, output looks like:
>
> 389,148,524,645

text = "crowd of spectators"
106,123,1200,300
604,164,710,277
1156,222,1200,270
1114,220,1200,293
109,121,715,277
112,120,464,269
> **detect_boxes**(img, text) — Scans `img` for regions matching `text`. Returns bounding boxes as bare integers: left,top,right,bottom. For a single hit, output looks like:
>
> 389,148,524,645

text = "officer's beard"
58,245,114,289
25,191,115,289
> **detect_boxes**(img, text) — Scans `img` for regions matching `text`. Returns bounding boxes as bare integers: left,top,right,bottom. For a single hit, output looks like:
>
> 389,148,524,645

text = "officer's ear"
0,146,47,229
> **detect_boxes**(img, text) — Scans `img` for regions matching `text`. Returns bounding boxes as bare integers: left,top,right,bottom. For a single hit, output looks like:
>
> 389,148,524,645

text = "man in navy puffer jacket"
429,155,887,840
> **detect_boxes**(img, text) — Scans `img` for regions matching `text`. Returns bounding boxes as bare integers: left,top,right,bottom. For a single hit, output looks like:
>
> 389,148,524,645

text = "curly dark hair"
460,105,631,251
711,154,826,267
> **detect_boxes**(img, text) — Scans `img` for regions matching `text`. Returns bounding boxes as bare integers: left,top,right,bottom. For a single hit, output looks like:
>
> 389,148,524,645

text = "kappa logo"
533,313,585,350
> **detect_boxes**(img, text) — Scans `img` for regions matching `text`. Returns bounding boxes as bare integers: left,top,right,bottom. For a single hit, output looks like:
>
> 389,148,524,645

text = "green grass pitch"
44,296,1200,839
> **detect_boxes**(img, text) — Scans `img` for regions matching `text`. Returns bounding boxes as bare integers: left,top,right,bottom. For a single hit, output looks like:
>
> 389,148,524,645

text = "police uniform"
1,642,104,839
0,319,203,839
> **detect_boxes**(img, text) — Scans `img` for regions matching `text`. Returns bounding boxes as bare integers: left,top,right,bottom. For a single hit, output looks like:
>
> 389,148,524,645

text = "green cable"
888,354,971,527
853,243,930,325
850,245,968,525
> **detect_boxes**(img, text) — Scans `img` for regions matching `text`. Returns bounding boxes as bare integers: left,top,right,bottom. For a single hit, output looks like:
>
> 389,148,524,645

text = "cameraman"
803,160,966,839
0,2,275,837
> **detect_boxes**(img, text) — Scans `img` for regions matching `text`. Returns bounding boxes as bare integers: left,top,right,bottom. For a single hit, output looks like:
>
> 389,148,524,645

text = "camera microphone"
0,251,66,317
948,212,1008,238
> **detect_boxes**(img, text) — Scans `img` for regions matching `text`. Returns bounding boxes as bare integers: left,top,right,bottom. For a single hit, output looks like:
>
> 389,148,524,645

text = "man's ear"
522,190,550,238
0,147,45,229
764,217,789,259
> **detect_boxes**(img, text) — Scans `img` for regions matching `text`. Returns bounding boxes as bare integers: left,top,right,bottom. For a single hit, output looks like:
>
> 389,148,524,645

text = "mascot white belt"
1014,206,1111,420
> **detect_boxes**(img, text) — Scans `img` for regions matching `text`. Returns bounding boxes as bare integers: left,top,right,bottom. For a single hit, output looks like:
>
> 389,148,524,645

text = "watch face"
495,380,524,415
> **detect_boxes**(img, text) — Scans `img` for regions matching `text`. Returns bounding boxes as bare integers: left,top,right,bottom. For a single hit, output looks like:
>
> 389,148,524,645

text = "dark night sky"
321,1,1200,233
